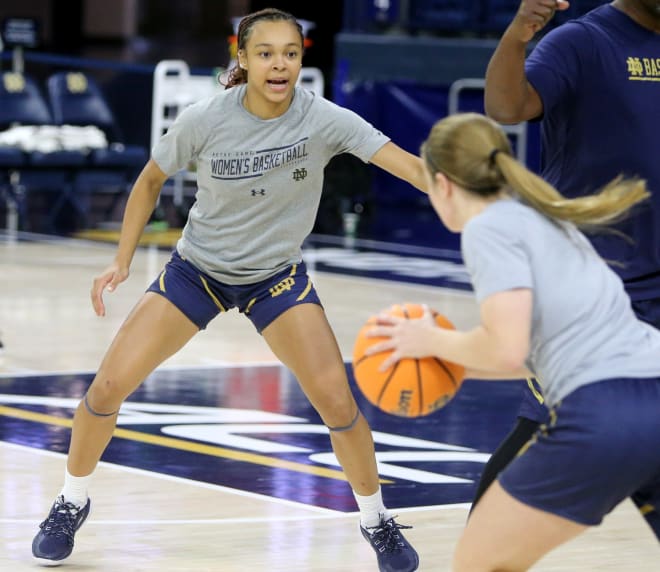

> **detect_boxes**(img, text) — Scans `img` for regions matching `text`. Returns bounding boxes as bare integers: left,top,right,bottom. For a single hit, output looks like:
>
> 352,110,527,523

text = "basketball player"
31,9,424,571
367,112,660,569
473,0,660,515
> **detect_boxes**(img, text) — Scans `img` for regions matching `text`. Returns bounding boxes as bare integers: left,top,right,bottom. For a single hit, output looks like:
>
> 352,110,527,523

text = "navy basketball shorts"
146,250,322,333
516,377,548,423
499,377,660,528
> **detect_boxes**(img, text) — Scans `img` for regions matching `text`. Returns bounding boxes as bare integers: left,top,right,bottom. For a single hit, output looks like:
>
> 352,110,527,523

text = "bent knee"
86,377,128,413
314,392,357,429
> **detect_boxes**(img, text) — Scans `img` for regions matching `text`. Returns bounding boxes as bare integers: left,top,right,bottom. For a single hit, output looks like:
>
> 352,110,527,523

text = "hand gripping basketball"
352,303,465,418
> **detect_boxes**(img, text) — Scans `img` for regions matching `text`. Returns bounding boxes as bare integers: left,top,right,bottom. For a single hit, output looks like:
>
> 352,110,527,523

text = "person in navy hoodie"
475,0,660,536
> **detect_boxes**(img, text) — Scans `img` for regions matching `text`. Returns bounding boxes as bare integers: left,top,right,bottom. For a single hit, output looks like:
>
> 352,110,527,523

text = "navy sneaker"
32,496,91,566
361,515,419,572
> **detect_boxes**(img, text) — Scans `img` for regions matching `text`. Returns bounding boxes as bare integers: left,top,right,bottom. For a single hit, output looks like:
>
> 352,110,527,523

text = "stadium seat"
480,0,521,34
408,0,481,34
0,71,86,232
46,71,148,229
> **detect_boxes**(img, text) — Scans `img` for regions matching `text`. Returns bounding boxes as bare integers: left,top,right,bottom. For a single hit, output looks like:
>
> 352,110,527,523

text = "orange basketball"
352,303,465,418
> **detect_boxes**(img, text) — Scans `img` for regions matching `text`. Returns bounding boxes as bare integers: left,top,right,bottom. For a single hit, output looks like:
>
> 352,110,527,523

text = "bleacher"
0,1,606,246
332,0,606,247
343,0,605,35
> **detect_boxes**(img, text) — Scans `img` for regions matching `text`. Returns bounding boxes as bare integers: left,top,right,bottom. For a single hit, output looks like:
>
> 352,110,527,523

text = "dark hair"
223,8,304,89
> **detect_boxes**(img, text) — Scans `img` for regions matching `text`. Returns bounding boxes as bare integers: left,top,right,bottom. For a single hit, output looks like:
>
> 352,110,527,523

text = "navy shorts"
499,377,660,529
516,298,660,424
146,251,322,333
517,377,548,423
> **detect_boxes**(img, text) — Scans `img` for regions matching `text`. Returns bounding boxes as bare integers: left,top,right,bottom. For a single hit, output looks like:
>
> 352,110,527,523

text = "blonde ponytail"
494,153,649,228
422,113,649,230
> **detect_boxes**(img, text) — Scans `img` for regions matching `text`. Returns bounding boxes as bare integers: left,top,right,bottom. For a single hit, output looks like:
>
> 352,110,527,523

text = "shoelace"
366,518,413,553
40,498,80,541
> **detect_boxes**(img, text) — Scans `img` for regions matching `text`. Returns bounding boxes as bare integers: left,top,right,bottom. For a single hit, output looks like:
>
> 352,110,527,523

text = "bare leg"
262,303,379,495
67,293,199,476
454,481,587,571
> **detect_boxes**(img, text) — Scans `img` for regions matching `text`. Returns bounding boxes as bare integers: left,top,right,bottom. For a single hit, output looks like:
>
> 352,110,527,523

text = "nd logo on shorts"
269,276,296,297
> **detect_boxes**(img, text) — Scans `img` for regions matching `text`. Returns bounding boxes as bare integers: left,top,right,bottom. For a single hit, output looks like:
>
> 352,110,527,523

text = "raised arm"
485,0,570,123
369,141,428,194
91,159,168,316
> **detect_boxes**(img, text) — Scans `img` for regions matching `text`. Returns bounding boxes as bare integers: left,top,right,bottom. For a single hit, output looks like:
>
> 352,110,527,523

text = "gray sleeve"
317,99,390,162
151,103,202,176
461,217,533,302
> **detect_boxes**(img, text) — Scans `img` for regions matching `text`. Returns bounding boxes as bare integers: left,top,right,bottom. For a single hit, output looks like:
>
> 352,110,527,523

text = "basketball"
352,303,465,418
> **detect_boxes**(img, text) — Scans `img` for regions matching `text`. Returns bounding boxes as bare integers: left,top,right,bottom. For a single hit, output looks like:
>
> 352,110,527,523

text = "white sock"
60,468,92,508
353,488,391,529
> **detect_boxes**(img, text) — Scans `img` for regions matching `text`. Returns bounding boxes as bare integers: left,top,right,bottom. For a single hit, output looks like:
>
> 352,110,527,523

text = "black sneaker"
361,515,419,572
32,496,91,566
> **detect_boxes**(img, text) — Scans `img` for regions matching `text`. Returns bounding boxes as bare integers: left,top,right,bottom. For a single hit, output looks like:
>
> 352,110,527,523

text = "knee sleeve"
326,408,360,432
83,393,118,417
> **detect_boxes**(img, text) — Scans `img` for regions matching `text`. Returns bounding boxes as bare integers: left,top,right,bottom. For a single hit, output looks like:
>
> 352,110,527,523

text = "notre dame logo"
3,72,25,93
626,57,644,77
66,73,88,93
269,277,295,297
292,168,307,182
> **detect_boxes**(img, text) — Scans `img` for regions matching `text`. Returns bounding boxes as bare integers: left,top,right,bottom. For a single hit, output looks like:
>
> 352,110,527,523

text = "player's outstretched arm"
369,141,428,194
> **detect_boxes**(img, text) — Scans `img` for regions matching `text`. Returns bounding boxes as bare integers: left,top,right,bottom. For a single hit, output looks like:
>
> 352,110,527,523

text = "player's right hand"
511,0,570,42
91,262,129,317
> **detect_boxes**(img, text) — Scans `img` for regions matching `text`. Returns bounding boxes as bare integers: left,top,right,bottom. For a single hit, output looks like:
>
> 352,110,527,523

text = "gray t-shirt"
462,199,660,406
152,84,390,284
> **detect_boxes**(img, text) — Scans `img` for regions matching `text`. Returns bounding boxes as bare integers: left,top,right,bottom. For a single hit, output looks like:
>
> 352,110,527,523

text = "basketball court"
0,232,656,570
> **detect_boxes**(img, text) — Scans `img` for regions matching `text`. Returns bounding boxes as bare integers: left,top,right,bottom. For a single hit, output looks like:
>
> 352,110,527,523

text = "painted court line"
0,405,393,484
0,440,338,514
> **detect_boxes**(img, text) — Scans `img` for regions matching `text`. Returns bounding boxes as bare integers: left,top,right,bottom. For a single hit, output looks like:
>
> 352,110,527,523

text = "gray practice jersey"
462,199,660,406
152,85,390,284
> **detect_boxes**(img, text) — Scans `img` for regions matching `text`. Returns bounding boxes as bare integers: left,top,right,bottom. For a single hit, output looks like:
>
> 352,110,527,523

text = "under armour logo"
292,168,307,182
251,189,266,196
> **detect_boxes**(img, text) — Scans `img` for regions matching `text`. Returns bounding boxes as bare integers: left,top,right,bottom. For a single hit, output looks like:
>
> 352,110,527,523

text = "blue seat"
46,71,148,230
408,0,481,34
480,0,520,34
46,72,147,173
0,71,86,232
342,0,402,32
480,0,589,34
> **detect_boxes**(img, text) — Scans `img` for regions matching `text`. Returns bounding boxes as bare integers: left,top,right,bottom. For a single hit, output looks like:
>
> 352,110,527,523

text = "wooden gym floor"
0,232,657,571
